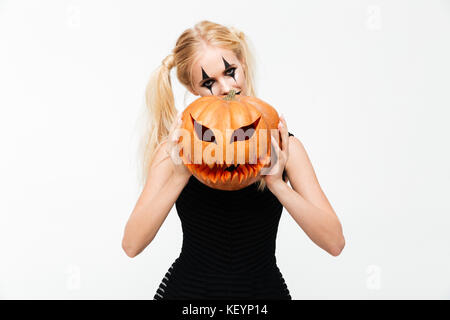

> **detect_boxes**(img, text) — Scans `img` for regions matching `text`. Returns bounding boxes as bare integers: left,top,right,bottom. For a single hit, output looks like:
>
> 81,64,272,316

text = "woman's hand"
262,115,289,188
166,111,192,181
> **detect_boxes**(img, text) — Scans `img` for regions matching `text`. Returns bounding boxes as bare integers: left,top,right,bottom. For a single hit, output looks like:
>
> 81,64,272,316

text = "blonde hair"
139,20,267,191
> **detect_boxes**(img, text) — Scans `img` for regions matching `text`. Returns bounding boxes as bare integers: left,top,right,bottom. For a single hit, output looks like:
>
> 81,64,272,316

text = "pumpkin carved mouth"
185,157,269,185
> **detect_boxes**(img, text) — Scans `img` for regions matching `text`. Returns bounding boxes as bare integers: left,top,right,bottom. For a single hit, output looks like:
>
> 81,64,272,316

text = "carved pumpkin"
178,89,281,190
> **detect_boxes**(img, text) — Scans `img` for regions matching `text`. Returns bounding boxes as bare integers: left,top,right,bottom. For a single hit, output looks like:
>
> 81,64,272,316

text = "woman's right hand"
165,111,192,180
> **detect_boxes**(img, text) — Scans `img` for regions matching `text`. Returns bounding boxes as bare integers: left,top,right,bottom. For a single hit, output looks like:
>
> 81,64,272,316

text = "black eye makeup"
201,67,213,94
222,56,237,82
200,61,238,95
201,68,236,87
225,67,236,79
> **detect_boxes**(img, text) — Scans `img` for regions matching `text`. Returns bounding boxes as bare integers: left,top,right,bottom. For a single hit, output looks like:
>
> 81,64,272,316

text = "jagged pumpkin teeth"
240,165,249,177
238,171,245,183
206,162,215,169
200,168,209,181
210,170,219,184
248,166,256,177
231,171,239,184
221,171,231,183
243,167,251,178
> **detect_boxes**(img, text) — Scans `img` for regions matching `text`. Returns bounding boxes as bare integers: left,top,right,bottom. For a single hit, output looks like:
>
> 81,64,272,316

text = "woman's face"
189,45,247,97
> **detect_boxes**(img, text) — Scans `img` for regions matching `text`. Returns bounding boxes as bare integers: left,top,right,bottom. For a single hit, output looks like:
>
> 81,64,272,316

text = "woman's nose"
220,87,232,96
217,80,233,96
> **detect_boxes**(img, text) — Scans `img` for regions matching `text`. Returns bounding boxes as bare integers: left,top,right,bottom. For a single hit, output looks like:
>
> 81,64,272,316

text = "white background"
1,0,449,299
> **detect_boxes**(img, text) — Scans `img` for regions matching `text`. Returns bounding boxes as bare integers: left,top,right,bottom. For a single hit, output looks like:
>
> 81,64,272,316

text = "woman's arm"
121,141,190,258
269,136,345,257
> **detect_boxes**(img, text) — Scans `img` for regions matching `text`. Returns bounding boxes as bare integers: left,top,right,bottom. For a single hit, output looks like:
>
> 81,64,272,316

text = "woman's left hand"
262,115,289,188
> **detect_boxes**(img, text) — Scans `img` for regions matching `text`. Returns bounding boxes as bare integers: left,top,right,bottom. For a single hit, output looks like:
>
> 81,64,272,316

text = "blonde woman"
122,20,345,300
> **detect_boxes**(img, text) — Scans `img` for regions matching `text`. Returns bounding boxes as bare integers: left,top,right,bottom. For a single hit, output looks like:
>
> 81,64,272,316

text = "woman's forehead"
192,48,238,78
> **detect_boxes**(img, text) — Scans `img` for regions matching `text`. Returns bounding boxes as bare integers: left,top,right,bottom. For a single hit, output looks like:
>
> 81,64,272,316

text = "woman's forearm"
268,180,345,256
122,173,190,257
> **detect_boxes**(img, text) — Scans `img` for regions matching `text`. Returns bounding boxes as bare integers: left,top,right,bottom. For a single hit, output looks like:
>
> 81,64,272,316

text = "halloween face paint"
201,67,214,95
200,58,239,95
189,46,247,97
222,57,237,83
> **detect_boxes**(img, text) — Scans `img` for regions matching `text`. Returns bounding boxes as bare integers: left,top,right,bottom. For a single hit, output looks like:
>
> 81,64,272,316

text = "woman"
122,20,345,300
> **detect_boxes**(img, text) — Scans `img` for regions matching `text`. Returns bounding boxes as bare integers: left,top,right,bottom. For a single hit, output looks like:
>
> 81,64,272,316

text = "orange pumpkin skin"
178,90,281,190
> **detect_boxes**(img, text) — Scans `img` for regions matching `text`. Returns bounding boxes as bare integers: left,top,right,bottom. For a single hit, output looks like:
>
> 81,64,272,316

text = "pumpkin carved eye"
229,116,261,143
191,113,217,144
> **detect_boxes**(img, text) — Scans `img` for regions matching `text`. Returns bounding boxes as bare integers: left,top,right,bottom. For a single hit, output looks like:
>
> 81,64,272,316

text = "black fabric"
153,132,295,300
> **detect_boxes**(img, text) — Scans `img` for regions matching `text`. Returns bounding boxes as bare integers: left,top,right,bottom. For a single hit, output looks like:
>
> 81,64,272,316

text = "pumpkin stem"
223,89,237,101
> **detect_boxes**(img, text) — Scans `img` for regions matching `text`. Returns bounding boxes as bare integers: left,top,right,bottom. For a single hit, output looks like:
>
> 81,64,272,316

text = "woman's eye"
226,68,236,76
202,80,214,88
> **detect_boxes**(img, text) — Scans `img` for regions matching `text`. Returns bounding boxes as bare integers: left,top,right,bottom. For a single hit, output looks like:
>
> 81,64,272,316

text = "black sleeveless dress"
153,132,295,300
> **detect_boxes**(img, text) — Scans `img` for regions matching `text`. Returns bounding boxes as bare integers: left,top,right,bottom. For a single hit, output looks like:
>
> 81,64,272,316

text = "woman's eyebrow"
199,64,237,86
